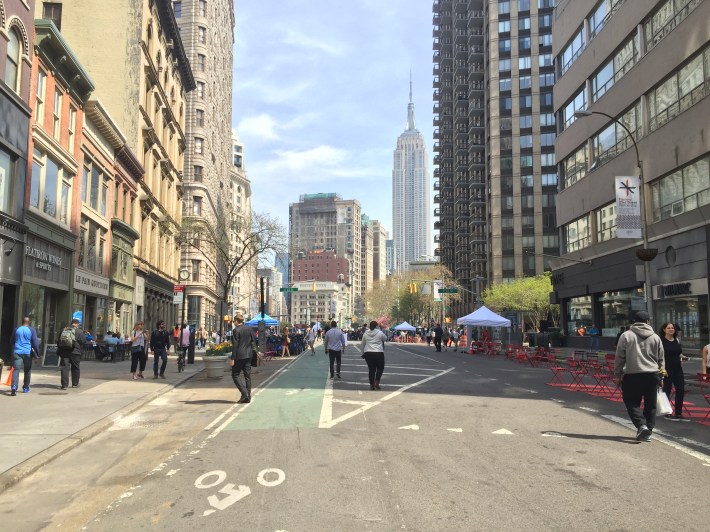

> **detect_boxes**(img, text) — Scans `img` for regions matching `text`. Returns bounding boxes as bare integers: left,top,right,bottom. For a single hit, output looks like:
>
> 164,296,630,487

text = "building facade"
551,0,710,351
56,0,194,330
292,250,350,284
176,0,236,332
0,0,34,359
371,220,389,283
392,81,430,272
289,280,349,328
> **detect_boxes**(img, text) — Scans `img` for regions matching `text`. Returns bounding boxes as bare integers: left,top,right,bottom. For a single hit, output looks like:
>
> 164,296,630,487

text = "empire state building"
392,81,431,272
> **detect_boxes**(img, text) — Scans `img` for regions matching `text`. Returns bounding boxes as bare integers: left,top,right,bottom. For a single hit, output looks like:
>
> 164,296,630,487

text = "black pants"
328,349,342,377
153,348,168,376
363,352,385,385
663,363,685,416
60,352,81,388
621,372,659,430
232,358,252,398
434,338,441,351
130,347,147,373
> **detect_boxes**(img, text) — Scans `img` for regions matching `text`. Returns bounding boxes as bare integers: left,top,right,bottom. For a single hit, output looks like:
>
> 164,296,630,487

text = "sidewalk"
0,351,284,494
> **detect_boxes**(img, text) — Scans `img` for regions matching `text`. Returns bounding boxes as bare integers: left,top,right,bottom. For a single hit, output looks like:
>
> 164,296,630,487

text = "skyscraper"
392,79,431,272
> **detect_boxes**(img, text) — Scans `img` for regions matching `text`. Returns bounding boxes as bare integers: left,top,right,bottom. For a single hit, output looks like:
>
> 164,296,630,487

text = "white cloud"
281,30,348,57
235,113,279,141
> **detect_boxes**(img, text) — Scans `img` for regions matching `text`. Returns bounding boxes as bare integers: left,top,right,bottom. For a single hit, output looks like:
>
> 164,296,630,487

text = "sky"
231,0,435,239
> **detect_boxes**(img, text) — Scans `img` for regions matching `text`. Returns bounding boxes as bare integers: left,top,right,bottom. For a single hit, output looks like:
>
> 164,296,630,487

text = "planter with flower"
203,341,231,378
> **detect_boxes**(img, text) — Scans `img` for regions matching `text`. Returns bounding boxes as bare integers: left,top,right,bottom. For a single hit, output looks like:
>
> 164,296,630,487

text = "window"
539,73,555,87
498,21,511,33
35,70,46,121
589,0,623,38
519,37,531,52
0,148,18,216
83,161,110,216
539,54,553,68
562,144,588,188
195,137,203,154
197,54,206,72
499,39,511,53
101,176,109,216
199,0,206,17
592,103,640,166
564,215,591,253
540,92,553,107
521,174,533,187
518,17,530,30
541,153,556,167
539,0,554,7
644,0,700,51
500,117,512,130
540,133,555,146
591,35,638,102
499,1,510,15
539,33,553,47
194,165,203,182
499,59,511,72
43,3,63,30
198,26,207,44
520,135,533,149
68,106,77,153
560,27,585,74
79,215,107,273
518,0,530,10
519,75,532,89
519,114,532,128
30,149,72,224
53,89,62,139
540,113,555,127
193,196,202,216
539,13,552,28
173,1,182,17
196,109,204,127
541,173,557,187
196,82,204,99
520,154,533,168
191,259,200,282
500,97,512,111
519,56,532,70
596,203,617,242
519,95,532,108
651,156,710,222
5,28,21,92
561,86,587,129
499,77,512,91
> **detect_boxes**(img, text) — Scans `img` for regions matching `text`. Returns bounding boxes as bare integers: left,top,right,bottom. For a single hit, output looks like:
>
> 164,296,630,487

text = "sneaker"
72,384,80,388
60,386,67,390
153,375,159,379
336,373,341,379
22,387,30,393
665,414,680,421
330,375,334,379
160,374,166,379
636,425,652,442
10,390,16,396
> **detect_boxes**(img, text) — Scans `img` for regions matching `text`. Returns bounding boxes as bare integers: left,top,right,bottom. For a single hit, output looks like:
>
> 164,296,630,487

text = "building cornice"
155,0,196,92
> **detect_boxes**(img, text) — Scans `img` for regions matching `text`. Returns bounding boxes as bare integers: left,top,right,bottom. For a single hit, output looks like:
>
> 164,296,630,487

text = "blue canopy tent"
246,313,279,327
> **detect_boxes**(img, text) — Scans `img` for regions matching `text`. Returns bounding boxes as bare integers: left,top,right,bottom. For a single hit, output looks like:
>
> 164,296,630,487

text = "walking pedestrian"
361,320,387,390
324,320,344,379
281,327,291,357
659,323,689,421
150,320,171,379
442,328,450,351
195,326,202,350
614,311,665,442
180,323,191,360
231,312,256,403
10,317,40,395
703,342,710,374
433,323,443,352
452,328,460,352
57,318,85,390
306,326,316,355
588,323,601,351
130,321,148,379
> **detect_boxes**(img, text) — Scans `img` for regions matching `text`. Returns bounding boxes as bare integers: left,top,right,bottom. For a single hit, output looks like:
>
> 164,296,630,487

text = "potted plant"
203,341,231,378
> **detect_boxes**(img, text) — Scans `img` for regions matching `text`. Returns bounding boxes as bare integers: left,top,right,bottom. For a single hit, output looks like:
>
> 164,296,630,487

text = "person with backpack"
150,319,171,379
57,318,86,390
130,321,148,379
9,317,41,395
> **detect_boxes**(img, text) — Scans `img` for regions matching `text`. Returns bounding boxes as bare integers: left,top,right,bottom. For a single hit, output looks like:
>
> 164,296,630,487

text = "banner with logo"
615,176,642,238
433,281,442,302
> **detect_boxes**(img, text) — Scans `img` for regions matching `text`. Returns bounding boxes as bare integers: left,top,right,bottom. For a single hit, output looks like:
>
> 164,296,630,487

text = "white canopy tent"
393,321,416,331
456,306,511,327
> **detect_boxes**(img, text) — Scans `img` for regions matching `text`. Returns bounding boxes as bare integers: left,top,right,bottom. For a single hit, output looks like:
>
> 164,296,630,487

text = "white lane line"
320,367,455,429
602,415,710,465
340,363,440,371
344,370,444,377
338,381,404,387
579,407,599,413
331,398,373,406
318,371,334,428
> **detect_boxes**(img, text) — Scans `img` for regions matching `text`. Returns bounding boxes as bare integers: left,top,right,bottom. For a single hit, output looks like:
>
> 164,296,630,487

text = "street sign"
439,288,459,294
173,284,185,304
279,287,299,292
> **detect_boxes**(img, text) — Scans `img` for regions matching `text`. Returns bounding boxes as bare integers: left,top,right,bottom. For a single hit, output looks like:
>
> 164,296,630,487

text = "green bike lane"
223,351,330,431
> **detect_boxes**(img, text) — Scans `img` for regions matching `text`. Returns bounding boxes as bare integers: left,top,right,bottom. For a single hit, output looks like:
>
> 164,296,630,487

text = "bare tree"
179,209,287,333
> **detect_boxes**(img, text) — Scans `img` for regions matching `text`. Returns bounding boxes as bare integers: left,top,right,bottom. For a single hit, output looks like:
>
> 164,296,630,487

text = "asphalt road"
3,344,709,531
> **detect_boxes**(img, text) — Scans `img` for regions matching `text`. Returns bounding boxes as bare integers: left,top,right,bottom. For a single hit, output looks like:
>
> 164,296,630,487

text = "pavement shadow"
183,399,237,405
551,432,639,444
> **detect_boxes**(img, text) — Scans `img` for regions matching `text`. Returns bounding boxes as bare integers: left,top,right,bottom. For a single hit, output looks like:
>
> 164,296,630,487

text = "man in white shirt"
306,326,317,355
324,320,344,379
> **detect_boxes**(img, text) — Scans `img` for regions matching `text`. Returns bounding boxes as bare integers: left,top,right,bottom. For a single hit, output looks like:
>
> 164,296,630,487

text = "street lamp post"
574,110,655,322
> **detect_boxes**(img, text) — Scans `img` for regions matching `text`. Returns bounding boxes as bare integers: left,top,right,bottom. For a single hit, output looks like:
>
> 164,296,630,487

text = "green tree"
482,273,559,331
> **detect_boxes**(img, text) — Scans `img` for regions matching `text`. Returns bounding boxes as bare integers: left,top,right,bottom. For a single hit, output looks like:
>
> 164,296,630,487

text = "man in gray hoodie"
614,311,665,442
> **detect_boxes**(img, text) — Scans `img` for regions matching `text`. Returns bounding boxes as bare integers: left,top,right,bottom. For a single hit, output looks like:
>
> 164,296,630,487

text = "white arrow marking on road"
447,428,463,432
492,429,514,435
207,484,251,511
541,432,566,438
399,424,420,430
285,389,299,395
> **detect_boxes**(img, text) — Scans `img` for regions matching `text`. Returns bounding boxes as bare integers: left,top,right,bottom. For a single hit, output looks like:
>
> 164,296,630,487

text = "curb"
0,367,204,496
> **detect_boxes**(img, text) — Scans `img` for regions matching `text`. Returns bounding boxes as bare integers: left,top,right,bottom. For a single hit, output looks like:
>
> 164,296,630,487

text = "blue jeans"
153,347,168,376
12,354,32,390
589,336,600,351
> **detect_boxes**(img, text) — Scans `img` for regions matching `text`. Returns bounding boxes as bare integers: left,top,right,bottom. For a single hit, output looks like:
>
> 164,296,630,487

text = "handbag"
657,388,673,416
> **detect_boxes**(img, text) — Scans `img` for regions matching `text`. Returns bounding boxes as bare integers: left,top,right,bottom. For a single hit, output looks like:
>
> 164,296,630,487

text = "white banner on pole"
615,176,642,239
433,281,442,302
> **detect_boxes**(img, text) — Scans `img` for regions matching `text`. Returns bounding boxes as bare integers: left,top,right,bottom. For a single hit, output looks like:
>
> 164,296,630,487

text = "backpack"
58,327,76,348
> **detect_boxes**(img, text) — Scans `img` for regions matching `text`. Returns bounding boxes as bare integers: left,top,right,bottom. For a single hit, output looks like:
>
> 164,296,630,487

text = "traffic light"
409,282,417,294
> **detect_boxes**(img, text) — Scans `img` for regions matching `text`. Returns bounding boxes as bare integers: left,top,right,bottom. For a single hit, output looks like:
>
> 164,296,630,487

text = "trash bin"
527,331,536,347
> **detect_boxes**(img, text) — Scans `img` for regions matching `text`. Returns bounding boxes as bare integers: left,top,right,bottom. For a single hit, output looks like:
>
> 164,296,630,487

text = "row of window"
499,53,553,72
498,13,553,34
498,34,551,54
499,73,555,91
501,153,556,170
499,92,554,111
173,0,207,18
500,113,555,130
498,0,555,15
563,155,710,253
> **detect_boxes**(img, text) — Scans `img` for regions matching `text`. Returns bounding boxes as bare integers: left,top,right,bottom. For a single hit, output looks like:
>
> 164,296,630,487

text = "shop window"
599,289,644,335
566,295,592,335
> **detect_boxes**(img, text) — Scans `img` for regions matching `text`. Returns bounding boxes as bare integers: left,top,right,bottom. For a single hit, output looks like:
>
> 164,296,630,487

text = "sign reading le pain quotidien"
73,268,110,297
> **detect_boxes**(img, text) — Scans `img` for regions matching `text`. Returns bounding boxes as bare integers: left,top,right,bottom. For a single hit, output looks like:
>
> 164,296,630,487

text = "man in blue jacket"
10,317,41,396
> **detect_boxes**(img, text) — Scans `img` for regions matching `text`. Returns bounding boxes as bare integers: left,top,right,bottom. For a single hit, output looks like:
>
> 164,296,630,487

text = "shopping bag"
4,366,13,386
657,388,673,415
